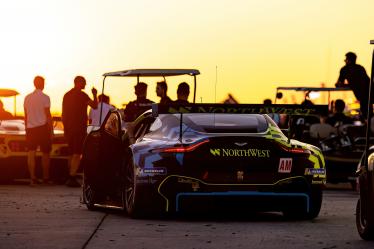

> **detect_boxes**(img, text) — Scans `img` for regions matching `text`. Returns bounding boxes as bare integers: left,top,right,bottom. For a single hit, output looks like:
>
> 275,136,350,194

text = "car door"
97,111,124,193
83,110,124,195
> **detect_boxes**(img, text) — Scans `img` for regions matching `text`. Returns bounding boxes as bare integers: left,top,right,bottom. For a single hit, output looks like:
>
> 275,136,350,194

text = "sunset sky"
0,0,373,115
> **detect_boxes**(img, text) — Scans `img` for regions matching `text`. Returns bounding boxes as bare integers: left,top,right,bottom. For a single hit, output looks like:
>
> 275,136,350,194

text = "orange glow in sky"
0,0,373,115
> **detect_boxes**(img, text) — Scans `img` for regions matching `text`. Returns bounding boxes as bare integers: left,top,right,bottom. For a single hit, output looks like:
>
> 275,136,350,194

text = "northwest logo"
210,148,270,158
210,149,221,156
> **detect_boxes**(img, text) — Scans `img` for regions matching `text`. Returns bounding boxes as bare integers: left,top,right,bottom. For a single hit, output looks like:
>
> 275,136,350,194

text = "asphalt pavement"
0,184,374,249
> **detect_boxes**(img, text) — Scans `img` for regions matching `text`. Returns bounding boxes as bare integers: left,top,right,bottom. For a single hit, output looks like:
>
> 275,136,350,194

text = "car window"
134,116,156,140
183,114,268,133
149,118,162,132
104,112,120,137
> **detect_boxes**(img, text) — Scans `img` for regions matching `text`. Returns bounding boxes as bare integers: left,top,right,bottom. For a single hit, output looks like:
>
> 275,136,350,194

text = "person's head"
319,114,328,124
134,82,148,98
301,99,314,107
74,76,86,90
177,82,190,101
334,99,346,113
263,99,272,105
33,76,45,90
156,81,167,97
98,94,110,104
345,52,357,65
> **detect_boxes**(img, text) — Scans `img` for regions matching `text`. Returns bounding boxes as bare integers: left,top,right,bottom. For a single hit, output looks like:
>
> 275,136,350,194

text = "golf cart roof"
0,89,19,97
103,69,200,77
276,86,351,92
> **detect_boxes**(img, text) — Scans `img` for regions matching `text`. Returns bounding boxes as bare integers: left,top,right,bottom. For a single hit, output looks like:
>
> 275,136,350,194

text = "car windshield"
182,114,268,133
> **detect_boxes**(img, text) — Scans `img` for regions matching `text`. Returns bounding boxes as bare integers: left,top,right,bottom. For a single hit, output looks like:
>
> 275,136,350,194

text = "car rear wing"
152,103,328,117
152,103,328,142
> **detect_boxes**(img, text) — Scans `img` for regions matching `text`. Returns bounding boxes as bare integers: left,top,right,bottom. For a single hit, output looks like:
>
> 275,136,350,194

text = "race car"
82,103,327,219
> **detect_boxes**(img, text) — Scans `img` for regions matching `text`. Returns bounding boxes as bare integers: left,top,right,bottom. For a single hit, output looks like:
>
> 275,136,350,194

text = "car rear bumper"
175,191,309,213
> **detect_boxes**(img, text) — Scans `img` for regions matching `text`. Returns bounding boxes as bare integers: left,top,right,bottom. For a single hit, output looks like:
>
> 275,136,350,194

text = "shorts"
65,130,87,155
26,124,52,153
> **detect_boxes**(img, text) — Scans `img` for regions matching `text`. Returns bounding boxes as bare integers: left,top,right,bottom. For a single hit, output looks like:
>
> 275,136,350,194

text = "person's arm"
87,87,98,109
335,67,346,87
88,108,93,124
24,106,27,128
45,96,53,136
44,107,53,134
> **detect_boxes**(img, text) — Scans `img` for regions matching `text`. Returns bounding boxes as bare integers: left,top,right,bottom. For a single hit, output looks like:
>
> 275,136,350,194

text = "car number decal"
278,158,292,173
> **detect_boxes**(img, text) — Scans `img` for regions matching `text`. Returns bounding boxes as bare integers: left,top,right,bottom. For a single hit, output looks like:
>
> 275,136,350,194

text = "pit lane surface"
0,184,373,249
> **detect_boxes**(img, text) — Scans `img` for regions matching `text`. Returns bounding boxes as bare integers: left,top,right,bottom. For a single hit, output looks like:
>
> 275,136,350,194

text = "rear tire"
283,186,322,220
356,199,374,240
82,174,98,211
123,154,149,218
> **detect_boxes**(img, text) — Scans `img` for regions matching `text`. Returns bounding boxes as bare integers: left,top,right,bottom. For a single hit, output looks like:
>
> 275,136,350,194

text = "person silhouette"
156,81,172,104
62,76,98,187
0,100,13,120
174,82,190,104
24,76,52,185
123,82,154,122
336,52,371,119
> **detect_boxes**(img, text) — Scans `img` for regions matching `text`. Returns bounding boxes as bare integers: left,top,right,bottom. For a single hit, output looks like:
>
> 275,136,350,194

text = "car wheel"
82,174,98,211
123,154,144,218
283,185,322,220
356,199,374,240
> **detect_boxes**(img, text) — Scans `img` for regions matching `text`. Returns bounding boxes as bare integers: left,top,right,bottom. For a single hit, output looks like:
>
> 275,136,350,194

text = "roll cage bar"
0,88,19,116
99,69,200,124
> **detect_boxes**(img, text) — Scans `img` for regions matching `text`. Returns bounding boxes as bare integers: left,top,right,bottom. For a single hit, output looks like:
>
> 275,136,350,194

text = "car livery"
82,103,327,219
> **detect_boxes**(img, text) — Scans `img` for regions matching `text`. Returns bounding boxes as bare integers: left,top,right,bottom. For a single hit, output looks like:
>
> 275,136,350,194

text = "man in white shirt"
24,76,52,185
88,94,114,126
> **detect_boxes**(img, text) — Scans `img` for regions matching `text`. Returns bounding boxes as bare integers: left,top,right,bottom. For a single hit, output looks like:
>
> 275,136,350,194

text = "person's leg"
70,154,81,177
41,152,50,181
65,131,85,187
40,124,52,183
26,127,38,185
27,150,37,185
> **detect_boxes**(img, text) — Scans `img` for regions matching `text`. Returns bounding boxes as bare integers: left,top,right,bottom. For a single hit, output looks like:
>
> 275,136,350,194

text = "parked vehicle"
81,69,327,219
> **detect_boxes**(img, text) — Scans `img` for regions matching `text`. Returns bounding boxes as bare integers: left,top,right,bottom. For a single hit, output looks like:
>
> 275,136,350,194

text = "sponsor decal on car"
304,168,326,175
312,179,326,184
237,171,244,182
177,177,200,191
141,167,167,175
278,158,292,173
209,148,270,158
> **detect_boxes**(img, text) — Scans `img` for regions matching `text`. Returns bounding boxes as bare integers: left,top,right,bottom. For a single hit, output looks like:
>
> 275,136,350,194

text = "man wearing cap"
123,82,154,122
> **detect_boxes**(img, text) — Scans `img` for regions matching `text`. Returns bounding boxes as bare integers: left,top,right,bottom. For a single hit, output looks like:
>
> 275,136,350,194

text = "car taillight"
279,144,310,154
153,139,209,153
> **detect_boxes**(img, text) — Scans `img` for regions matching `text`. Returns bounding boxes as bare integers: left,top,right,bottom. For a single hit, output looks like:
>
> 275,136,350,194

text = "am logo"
278,158,292,173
